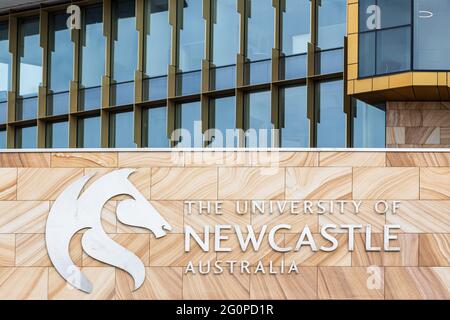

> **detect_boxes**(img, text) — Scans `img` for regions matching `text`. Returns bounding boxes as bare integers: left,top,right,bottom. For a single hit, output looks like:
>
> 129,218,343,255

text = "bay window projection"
280,0,310,80
210,0,239,90
245,0,274,85
143,0,171,101
47,11,73,116
79,5,105,111
176,0,205,96
17,16,42,121
111,0,138,106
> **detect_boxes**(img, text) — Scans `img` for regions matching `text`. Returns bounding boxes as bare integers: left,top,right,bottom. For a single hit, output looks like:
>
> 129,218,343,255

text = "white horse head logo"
45,169,171,293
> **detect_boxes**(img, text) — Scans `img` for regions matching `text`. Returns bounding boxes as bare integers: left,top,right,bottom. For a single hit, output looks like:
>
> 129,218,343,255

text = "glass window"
178,0,205,72
110,111,135,148
175,101,202,147
352,100,386,148
212,0,239,66
46,121,68,148
282,0,310,55
77,116,101,148
112,0,137,82
245,90,272,148
145,0,170,78
15,125,37,148
47,12,72,116
247,0,274,61
0,129,6,149
358,32,376,77
280,86,309,147
0,22,11,107
209,96,236,148
17,16,42,120
142,106,168,148
414,0,450,70
316,80,346,148
80,5,105,110
376,27,411,75
359,0,411,32
317,0,346,50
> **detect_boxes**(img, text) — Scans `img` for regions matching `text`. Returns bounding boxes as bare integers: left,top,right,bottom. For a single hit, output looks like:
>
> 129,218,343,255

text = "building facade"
0,0,390,149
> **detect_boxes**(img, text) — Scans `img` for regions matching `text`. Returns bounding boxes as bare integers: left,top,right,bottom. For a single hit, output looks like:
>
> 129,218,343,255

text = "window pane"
110,111,135,148
209,96,236,148
316,80,346,148
247,0,274,61
143,106,168,148
112,0,137,82
17,17,41,120
80,5,105,89
282,0,310,55
77,116,101,148
317,0,346,50
0,130,5,149
0,22,11,104
316,48,344,74
376,27,411,75
175,101,202,147
212,0,239,66
359,0,411,32
15,126,37,148
178,0,205,72
414,0,450,70
46,121,68,148
245,91,272,148
0,101,6,124
353,100,386,148
358,32,376,77
48,12,72,94
280,86,309,147
145,0,170,77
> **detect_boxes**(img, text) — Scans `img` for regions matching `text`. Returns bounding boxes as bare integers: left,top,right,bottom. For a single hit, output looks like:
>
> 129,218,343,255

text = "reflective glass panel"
17,17,41,120
77,116,101,148
376,27,411,75
282,0,310,55
80,5,105,89
112,0,137,83
316,80,346,148
0,22,11,105
212,0,239,66
178,0,205,72
245,91,272,148
280,86,309,147
142,106,168,148
247,0,274,61
317,0,346,50
15,126,37,148
46,121,68,148
353,100,386,148
175,101,202,147
145,0,171,77
209,96,236,148
0,130,5,149
110,111,135,148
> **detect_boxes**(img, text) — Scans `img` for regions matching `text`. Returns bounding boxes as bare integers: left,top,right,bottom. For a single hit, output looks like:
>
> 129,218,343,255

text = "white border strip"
0,148,448,153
